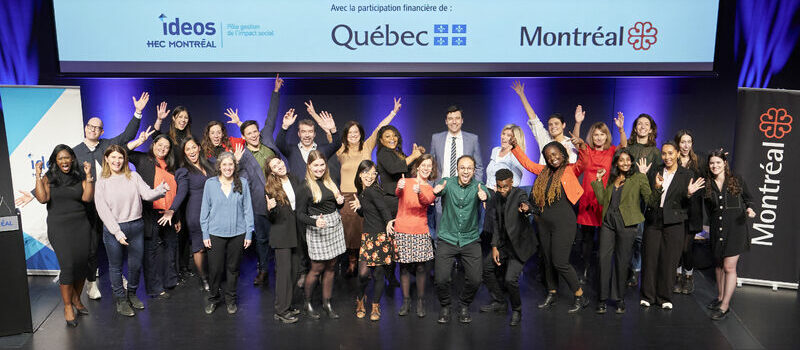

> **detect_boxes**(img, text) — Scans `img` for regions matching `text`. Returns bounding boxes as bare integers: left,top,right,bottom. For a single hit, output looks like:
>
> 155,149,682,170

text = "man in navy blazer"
429,105,484,238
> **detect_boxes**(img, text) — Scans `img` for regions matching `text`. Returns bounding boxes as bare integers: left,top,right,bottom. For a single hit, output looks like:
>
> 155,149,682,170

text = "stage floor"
3,253,799,350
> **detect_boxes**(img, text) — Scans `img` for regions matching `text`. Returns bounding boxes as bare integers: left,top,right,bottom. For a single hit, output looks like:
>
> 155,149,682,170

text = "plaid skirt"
305,211,347,261
394,231,434,263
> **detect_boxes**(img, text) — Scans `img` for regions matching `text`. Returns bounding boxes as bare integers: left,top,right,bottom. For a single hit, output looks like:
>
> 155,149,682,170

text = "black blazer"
492,187,536,262
645,166,692,226
267,175,301,249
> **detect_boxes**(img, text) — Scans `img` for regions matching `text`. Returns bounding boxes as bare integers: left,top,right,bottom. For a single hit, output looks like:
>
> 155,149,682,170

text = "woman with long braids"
170,137,216,291
673,129,706,294
32,145,94,327
703,150,755,320
296,150,347,319
389,154,437,318
571,112,627,284
264,156,302,324
337,98,401,276
350,160,394,321
510,139,588,313
590,149,651,314
640,141,704,310
200,151,254,315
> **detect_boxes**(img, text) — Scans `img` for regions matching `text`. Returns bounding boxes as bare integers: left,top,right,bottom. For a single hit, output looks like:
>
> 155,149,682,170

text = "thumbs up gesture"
433,180,447,194
477,185,488,201
265,194,277,210
413,174,421,194
397,173,406,190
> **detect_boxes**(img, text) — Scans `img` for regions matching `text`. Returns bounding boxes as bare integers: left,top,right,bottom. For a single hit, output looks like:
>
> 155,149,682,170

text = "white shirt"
527,119,578,165
442,131,464,177
660,168,677,207
485,147,524,189
282,178,296,210
298,143,318,163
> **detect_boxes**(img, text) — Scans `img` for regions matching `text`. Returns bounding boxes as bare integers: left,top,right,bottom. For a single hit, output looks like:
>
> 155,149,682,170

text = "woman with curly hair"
201,120,245,159
703,150,755,320
510,139,587,313
375,125,425,215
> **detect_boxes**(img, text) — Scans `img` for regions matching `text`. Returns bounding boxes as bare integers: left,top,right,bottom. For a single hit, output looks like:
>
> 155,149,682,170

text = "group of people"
19,77,755,328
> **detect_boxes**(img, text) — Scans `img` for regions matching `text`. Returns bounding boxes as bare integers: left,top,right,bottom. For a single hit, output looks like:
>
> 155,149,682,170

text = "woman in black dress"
351,160,394,321
33,145,94,327
703,150,756,320
375,125,424,216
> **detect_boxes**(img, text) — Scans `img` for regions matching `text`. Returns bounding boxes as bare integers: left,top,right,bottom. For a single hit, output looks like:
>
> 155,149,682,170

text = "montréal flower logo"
759,107,793,139
627,22,657,50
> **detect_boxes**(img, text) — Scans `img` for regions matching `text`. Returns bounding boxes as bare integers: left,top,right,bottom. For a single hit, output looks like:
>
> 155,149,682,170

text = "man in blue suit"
429,105,484,238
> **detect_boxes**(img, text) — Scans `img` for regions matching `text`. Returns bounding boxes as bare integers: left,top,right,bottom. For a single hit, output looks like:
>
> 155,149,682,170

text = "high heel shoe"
304,299,320,319
398,297,411,316
73,305,89,316
65,318,78,327
322,299,339,319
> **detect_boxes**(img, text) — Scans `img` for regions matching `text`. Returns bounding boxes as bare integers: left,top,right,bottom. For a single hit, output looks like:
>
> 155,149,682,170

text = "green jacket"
591,172,652,227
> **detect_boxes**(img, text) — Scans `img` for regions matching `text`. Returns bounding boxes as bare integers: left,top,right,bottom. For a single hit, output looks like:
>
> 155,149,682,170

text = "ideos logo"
759,107,793,139
520,21,658,51
332,24,467,50
159,14,216,36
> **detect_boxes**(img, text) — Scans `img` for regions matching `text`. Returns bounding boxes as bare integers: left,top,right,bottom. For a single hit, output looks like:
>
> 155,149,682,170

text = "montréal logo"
520,21,658,51
759,107,793,139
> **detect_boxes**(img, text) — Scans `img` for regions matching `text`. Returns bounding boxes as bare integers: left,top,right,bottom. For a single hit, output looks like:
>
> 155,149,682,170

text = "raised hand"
266,194,277,210
386,220,395,235
349,196,360,211
315,217,327,228
655,172,664,189
135,125,156,145
14,190,33,207
335,193,345,205
477,185,488,201
233,143,245,162
35,160,43,178
392,97,402,114
568,131,584,149
614,111,625,130
574,105,585,124
158,209,175,226
596,168,607,179
304,100,317,117
274,74,284,92
224,108,241,126
511,80,525,96
397,174,406,190
410,143,423,158
83,161,92,178
687,177,705,197
637,158,652,174
156,102,170,121
433,180,447,194
746,208,756,218
318,111,336,132
281,108,297,130
518,202,530,213
132,92,150,114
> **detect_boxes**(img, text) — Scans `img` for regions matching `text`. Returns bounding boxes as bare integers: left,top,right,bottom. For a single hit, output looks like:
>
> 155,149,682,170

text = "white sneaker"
661,302,673,310
122,275,128,290
639,300,651,307
86,280,102,300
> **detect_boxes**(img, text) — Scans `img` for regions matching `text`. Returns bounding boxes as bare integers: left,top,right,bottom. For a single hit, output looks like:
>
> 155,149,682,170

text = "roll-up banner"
0,85,84,275
734,87,799,289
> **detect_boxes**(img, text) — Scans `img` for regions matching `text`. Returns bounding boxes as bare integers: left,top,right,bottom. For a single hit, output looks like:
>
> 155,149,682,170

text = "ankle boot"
398,297,411,316
568,295,589,313
322,299,339,319
682,274,695,294
370,303,381,321
538,292,557,309
116,297,135,317
304,298,320,319
673,273,684,293
416,298,426,318
127,291,144,310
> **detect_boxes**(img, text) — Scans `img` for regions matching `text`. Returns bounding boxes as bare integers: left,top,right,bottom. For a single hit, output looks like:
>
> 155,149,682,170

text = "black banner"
734,88,799,285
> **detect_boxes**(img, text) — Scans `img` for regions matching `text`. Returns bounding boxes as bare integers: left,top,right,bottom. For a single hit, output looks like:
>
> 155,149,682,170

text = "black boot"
398,298,411,316
116,297,135,317
682,274,695,294
437,306,451,324
304,298,320,319
673,273,684,293
127,291,145,310
537,292,557,309
457,305,472,324
322,299,339,319
480,300,507,313
509,310,522,326
416,298,426,318
568,295,589,313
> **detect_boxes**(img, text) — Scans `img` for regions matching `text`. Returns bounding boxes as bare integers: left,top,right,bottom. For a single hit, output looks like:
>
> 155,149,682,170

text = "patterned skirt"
359,232,394,266
394,231,434,263
305,211,347,261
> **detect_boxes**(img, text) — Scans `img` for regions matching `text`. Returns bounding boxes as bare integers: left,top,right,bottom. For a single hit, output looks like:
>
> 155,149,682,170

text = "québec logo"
520,21,658,51
759,107,793,139
159,13,216,36
331,23,468,50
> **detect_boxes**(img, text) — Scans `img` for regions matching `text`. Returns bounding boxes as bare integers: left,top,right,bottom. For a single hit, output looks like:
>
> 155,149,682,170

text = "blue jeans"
254,214,272,272
103,219,144,298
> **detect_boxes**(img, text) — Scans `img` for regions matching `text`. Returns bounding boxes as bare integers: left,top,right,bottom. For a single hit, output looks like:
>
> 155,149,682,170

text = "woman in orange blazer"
511,140,588,313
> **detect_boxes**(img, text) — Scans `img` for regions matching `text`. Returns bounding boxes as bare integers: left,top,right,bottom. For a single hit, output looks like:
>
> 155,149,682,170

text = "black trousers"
482,248,525,310
538,220,580,293
597,211,637,301
678,221,695,271
207,234,245,305
87,207,103,282
641,216,685,304
274,248,295,314
435,240,482,308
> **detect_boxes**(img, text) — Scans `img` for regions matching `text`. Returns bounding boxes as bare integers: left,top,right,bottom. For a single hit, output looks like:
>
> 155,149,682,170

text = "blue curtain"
736,0,800,88
0,0,41,85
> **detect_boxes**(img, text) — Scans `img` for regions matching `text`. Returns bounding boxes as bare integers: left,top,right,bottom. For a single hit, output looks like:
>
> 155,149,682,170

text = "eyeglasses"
458,166,474,171
86,124,103,131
